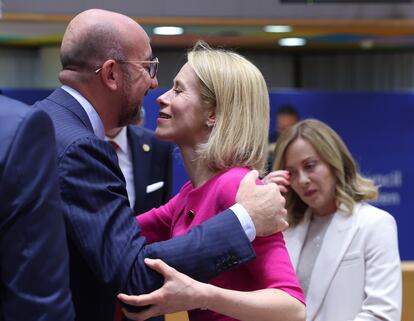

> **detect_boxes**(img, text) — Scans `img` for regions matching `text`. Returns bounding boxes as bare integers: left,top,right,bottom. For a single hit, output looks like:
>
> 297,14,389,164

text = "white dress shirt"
105,127,136,208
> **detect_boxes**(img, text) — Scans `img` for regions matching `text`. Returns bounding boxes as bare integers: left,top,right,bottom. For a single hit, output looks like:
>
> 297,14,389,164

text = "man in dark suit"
106,124,173,215
0,95,74,321
106,124,172,321
33,9,288,321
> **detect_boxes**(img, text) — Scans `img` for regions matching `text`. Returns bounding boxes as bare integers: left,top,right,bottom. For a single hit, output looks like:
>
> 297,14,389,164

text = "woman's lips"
159,112,171,119
304,189,317,197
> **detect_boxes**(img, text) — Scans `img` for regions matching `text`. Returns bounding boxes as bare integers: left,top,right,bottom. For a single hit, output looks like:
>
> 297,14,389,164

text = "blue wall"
2,88,413,260
145,89,414,261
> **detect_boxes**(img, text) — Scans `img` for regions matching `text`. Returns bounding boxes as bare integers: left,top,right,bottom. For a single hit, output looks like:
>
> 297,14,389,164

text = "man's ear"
99,60,121,91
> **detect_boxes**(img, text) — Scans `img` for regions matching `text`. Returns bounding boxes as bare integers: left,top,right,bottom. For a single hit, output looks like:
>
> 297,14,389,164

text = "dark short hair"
276,105,300,118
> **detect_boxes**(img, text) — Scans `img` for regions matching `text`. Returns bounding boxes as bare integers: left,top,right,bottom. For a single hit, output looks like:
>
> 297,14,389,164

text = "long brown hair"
273,119,378,226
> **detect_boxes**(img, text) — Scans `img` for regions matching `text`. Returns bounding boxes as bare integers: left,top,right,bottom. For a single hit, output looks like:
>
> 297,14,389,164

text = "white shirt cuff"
230,203,256,242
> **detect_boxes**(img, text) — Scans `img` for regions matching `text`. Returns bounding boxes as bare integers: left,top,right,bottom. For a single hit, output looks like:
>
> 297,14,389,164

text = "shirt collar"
61,85,105,140
106,126,128,153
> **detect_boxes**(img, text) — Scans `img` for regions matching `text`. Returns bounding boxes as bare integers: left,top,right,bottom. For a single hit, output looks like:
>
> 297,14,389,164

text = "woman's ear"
206,110,216,128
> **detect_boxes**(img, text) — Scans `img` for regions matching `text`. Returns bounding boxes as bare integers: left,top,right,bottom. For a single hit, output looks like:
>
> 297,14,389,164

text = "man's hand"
236,170,288,236
117,258,211,321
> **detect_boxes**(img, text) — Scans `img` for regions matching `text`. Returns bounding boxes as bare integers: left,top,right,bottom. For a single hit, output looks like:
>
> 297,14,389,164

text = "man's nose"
150,76,159,89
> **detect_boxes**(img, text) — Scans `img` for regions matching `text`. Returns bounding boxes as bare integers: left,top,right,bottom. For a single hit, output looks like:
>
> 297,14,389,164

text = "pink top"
137,167,305,321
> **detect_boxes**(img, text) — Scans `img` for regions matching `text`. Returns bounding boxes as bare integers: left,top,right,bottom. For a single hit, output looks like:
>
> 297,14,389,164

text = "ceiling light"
360,40,374,50
278,37,306,47
153,26,184,36
264,25,292,33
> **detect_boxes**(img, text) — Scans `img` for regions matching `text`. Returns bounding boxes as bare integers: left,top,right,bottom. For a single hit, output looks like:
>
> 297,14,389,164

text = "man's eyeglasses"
94,57,159,78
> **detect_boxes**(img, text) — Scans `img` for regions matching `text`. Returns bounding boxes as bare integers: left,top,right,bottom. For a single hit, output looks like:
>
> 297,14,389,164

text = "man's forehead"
143,47,153,60
138,33,153,58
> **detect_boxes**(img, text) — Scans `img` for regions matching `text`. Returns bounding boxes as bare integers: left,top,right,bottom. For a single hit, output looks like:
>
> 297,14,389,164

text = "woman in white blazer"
264,119,402,321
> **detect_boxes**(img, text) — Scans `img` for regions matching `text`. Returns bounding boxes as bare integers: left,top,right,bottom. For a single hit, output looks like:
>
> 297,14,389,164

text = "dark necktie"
109,140,120,151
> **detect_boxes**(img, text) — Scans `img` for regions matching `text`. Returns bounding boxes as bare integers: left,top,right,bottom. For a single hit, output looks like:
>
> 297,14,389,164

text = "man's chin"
119,108,141,127
131,106,142,124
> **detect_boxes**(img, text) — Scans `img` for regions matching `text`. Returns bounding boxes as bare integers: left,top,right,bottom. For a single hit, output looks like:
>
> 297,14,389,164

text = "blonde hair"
273,119,378,226
187,41,269,173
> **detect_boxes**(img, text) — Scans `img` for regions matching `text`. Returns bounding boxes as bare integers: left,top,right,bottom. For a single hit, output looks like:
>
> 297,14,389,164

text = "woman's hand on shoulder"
262,170,290,193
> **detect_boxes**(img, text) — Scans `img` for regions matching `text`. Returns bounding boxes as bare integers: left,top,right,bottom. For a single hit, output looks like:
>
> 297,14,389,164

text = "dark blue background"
2,88,413,260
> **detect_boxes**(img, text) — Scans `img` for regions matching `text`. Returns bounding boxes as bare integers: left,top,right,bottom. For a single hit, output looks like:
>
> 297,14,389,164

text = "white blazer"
284,202,402,321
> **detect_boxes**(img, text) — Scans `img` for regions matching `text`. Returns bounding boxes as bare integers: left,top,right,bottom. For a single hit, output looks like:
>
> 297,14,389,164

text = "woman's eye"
173,88,182,94
288,170,297,179
305,161,317,170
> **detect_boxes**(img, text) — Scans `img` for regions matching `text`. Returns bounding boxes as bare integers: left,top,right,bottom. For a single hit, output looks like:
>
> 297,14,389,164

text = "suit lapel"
306,205,360,321
284,209,312,269
128,127,151,213
48,88,94,133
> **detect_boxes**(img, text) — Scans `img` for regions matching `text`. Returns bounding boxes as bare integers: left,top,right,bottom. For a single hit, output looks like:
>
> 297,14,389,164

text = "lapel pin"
142,144,150,152
188,210,195,219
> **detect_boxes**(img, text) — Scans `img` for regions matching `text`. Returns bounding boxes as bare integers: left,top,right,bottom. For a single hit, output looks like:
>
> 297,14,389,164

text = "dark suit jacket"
34,88,255,321
0,95,74,321
128,125,173,214
127,124,173,321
